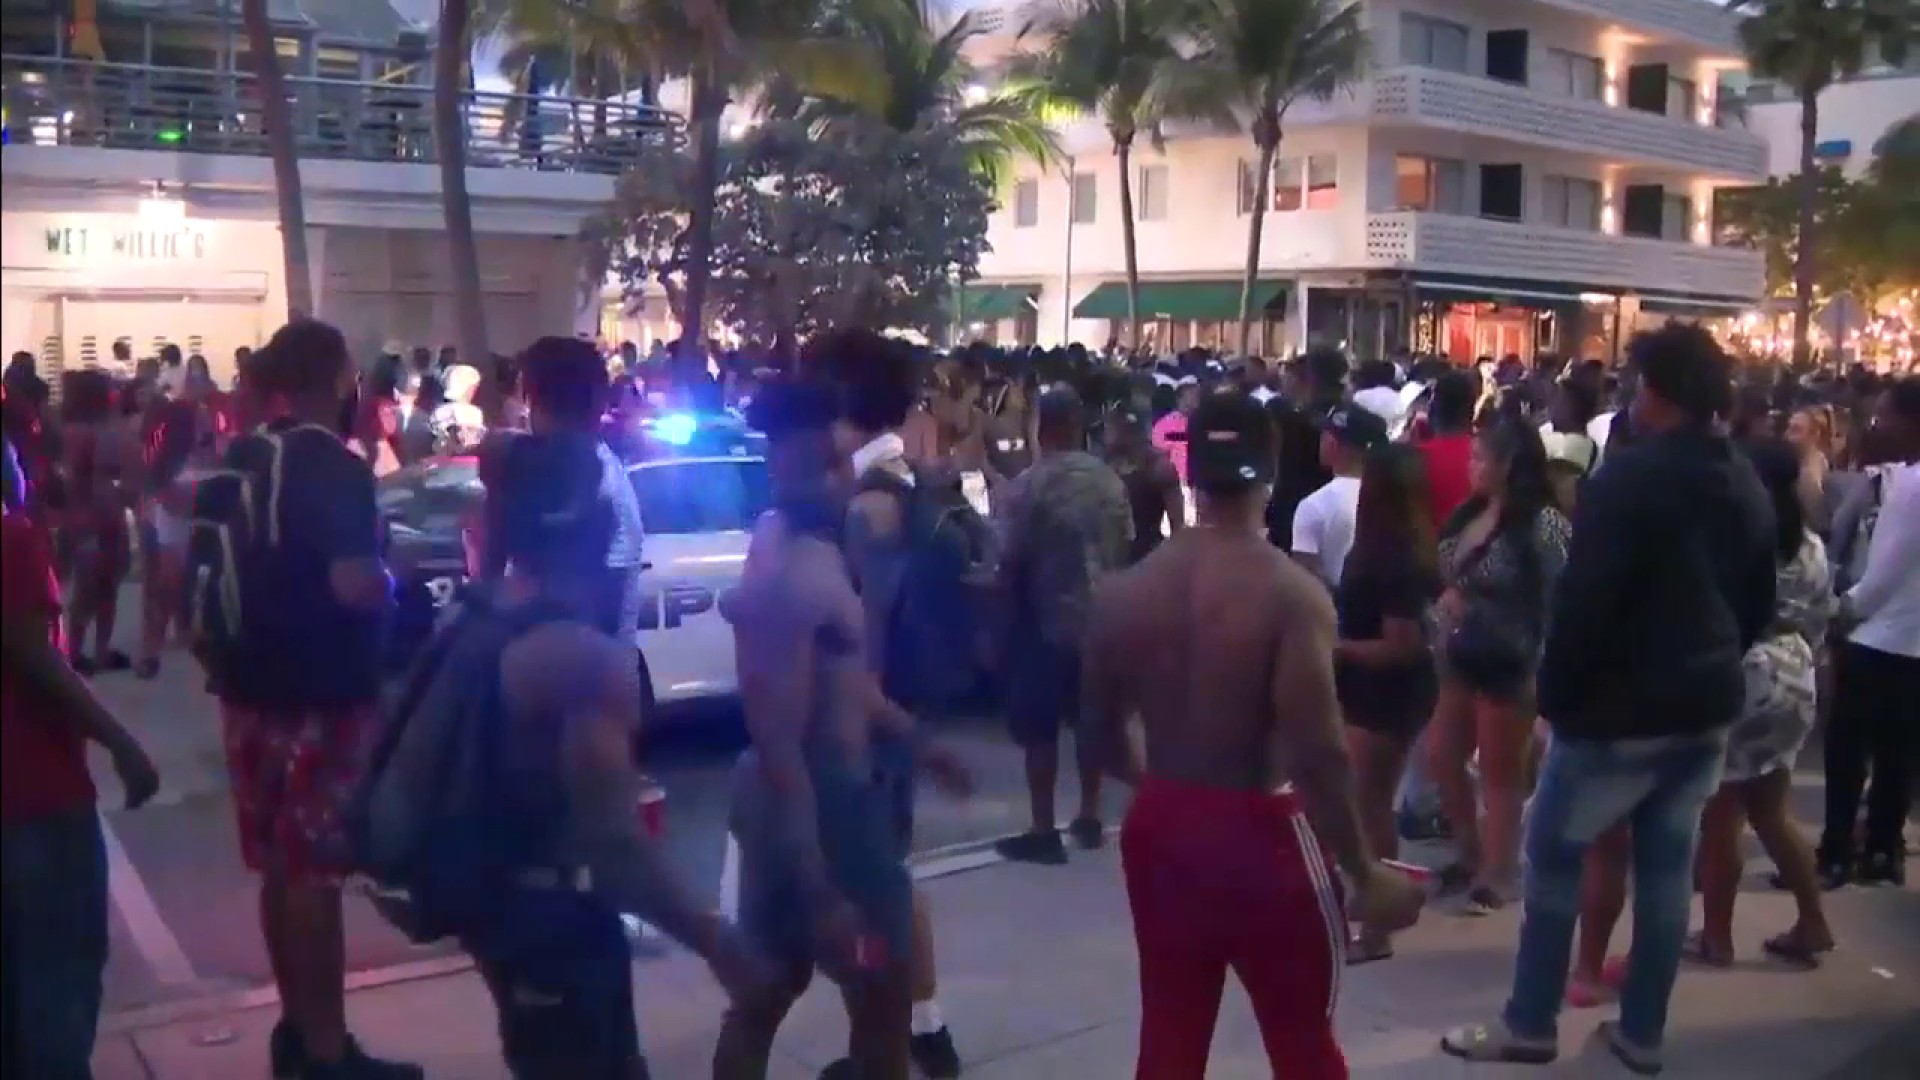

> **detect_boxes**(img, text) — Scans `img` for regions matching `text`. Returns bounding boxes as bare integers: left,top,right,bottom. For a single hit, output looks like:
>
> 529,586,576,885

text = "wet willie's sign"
43,224,210,261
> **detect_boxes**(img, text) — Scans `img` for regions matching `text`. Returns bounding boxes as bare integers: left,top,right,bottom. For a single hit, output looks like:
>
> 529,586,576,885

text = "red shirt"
0,514,97,824
1419,433,1474,530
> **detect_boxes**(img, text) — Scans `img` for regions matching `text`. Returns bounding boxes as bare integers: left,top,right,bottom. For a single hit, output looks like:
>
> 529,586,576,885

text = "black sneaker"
1816,859,1853,891
300,1038,423,1080
1067,817,1105,851
271,1019,303,1079
911,1026,963,1078
1857,852,1906,888
994,830,1067,865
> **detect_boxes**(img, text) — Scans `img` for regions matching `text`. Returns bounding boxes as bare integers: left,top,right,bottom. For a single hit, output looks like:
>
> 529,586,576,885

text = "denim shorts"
731,750,915,974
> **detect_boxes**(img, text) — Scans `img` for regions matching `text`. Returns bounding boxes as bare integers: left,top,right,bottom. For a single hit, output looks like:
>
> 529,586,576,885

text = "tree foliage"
588,114,994,341
1717,157,1920,306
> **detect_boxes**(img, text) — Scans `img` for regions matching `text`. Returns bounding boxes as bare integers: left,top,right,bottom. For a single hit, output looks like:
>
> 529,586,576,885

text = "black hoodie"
1537,427,1777,741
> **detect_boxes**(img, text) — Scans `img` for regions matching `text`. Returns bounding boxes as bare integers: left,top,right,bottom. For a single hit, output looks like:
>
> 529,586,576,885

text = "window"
1625,64,1667,114
1401,13,1469,73
1070,172,1097,224
1236,160,1259,215
1485,29,1529,84
631,460,771,535
1013,179,1039,228
1479,162,1524,221
1306,154,1338,209
1394,154,1466,213
1661,192,1692,241
1137,164,1168,220
1621,183,1664,238
1541,48,1602,100
1272,157,1304,211
1542,175,1601,231
1667,76,1696,120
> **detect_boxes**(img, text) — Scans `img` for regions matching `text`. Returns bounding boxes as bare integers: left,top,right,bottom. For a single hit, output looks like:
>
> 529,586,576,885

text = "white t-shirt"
1290,475,1361,586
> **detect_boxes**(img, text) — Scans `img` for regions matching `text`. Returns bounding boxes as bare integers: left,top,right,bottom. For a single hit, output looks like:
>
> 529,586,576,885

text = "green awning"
1072,279,1286,321
952,284,1039,322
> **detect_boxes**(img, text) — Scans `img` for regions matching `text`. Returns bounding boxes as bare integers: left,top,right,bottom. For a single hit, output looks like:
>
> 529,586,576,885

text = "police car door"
626,456,767,703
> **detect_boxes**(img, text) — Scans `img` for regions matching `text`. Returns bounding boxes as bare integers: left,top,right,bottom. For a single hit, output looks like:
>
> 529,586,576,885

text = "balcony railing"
1370,67,1767,180
1,55,683,174
1364,211,1763,300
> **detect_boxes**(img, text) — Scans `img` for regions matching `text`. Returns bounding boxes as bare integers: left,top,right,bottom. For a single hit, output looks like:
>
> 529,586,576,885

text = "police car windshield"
630,458,769,535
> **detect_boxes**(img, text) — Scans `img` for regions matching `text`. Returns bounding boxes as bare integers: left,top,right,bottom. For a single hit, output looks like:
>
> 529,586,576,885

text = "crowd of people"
0,317,1915,1080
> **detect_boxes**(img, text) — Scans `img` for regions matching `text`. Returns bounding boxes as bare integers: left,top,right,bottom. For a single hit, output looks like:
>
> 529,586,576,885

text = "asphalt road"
85,637,1120,1018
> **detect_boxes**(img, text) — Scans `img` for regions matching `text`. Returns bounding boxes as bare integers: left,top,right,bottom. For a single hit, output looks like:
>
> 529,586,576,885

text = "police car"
379,414,765,716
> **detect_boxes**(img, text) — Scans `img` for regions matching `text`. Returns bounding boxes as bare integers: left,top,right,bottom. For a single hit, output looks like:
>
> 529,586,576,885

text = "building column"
1288,278,1312,356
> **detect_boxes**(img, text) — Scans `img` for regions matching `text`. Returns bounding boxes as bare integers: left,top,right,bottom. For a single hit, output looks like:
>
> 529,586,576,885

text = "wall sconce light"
1600,199,1617,233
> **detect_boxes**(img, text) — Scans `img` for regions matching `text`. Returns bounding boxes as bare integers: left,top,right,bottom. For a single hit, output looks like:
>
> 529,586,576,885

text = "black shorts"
465,890,646,1080
1007,635,1082,749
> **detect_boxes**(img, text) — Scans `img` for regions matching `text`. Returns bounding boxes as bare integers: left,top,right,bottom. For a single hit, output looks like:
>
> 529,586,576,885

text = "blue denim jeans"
1502,731,1725,1050
2,809,109,1080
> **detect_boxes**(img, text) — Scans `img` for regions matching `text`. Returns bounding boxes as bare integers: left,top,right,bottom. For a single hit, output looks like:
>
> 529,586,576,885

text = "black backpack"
859,466,997,712
346,593,572,943
182,422,334,689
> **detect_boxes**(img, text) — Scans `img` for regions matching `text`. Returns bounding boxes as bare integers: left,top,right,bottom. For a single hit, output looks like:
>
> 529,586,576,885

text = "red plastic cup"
636,780,666,840
1381,858,1435,885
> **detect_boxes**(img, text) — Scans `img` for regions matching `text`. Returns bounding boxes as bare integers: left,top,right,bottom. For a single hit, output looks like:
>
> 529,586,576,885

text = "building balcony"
1369,67,1766,180
1536,0,1745,55
0,55,682,175
1364,211,1763,300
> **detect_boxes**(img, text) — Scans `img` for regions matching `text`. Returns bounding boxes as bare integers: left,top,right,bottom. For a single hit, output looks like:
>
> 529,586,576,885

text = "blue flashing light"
653,413,699,446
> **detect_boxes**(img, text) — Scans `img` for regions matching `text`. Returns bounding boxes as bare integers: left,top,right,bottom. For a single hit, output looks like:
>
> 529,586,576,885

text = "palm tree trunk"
1791,92,1819,368
1238,131,1279,359
1116,136,1141,351
680,74,726,360
434,0,492,401
243,0,313,319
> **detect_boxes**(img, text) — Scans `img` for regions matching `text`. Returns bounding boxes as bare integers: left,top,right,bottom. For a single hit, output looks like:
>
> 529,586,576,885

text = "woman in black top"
1335,444,1440,962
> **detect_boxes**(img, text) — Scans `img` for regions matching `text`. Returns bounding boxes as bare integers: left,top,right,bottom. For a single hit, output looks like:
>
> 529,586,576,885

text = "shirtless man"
715,379,969,1080
1082,392,1426,1080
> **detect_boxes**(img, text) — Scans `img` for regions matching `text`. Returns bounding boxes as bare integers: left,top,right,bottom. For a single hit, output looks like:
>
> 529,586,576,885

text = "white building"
1,0,676,387
1745,69,1918,179
970,0,1770,361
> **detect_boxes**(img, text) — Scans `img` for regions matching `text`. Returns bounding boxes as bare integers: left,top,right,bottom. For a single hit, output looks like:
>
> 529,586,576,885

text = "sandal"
1761,928,1834,971
1598,1020,1663,1076
1439,1021,1557,1065
1680,931,1733,968
1564,977,1615,1009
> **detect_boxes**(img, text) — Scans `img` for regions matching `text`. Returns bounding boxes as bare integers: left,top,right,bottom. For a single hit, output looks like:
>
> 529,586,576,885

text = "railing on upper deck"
0,54,684,173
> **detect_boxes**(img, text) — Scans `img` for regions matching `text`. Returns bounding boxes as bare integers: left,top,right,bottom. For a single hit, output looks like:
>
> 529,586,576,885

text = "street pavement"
79,604,1919,1077
83,617,1128,1018
94,843,1920,1078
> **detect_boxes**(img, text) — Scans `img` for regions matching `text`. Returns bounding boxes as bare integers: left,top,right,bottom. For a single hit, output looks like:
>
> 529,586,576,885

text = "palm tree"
1732,0,1910,365
241,0,314,318
1017,0,1230,350
1185,0,1365,357
434,0,490,384
473,0,664,149
569,0,861,360
805,0,1061,187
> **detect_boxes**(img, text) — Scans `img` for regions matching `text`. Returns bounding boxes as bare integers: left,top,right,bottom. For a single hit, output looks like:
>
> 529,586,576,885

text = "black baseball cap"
1325,405,1388,450
1187,392,1276,492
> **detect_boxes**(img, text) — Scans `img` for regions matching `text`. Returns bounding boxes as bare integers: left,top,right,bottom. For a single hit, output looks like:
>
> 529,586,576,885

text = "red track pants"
1121,775,1348,1080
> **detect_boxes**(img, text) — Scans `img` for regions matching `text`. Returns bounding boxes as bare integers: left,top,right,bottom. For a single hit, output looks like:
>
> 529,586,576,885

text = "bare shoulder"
503,619,624,708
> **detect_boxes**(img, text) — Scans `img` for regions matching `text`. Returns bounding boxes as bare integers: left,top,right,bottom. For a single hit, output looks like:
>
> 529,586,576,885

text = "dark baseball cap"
1325,405,1388,450
1187,392,1276,492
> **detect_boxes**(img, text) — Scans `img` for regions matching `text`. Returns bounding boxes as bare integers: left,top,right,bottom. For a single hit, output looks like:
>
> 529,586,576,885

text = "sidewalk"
94,848,1920,1079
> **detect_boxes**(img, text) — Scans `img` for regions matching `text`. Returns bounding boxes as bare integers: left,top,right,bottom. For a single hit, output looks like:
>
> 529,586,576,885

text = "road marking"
99,811,199,986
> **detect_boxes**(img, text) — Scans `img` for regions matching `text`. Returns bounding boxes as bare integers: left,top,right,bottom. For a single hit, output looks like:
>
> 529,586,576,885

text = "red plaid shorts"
220,700,374,887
